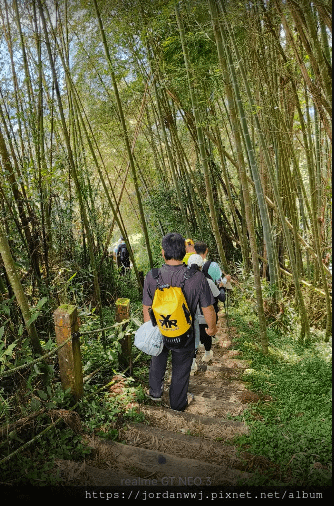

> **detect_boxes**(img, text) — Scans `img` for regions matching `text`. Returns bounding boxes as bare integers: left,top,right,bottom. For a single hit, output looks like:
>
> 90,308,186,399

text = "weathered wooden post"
53,304,83,401
115,298,132,375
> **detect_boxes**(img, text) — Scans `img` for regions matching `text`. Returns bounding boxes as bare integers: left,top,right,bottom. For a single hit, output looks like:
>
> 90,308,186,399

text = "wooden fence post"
53,304,83,401
115,298,132,375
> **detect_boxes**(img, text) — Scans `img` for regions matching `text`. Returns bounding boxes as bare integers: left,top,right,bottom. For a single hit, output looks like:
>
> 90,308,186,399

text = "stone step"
188,378,244,399
183,396,245,418
53,317,260,489
159,374,248,417
119,422,249,471
137,404,248,441
77,436,251,487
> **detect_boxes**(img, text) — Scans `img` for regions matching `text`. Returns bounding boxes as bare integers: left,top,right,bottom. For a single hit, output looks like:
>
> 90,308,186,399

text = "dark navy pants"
149,334,194,411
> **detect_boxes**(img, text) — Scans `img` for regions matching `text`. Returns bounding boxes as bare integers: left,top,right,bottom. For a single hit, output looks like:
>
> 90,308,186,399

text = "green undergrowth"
0,357,148,486
1,276,331,488
229,295,332,487
0,293,146,486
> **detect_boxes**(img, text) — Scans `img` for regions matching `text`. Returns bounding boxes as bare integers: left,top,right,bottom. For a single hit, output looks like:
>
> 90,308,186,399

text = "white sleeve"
207,278,220,297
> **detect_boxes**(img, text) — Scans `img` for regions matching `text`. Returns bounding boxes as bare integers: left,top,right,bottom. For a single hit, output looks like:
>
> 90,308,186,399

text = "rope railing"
0,349,143,466
0,335,73,379
0,303,142,465
0,320,132,380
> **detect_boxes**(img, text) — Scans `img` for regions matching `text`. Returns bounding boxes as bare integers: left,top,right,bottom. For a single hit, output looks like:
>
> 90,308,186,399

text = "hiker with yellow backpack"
182,238,196,265
142,232,217,412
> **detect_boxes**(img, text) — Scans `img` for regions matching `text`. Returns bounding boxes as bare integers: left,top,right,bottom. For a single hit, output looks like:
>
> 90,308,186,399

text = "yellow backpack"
149,268,193,340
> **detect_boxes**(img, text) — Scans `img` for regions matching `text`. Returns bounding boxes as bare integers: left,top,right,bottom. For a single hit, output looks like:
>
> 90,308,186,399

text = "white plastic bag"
134,320,164,356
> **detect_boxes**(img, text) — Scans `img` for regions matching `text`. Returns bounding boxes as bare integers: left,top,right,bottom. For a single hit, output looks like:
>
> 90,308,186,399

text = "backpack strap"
151,268,161,287
183,264,198,284
151,265,197,292
148,269,160,326
151,268,170,290
202,260,213,280
151,268,160,279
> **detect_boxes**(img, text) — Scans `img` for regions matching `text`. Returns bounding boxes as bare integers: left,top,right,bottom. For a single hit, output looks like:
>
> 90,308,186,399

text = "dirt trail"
55,310,273,488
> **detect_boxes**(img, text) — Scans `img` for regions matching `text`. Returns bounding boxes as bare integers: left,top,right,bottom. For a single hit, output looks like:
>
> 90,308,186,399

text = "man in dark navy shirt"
142,232,216,411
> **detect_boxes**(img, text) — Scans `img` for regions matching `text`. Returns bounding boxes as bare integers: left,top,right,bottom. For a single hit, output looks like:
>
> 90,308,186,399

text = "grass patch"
230,294,332,486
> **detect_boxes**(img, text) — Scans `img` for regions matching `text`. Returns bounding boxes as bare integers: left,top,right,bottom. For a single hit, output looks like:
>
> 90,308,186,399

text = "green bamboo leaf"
66,273,77,283
4,341,17,356
37,389,48,400
36,297,48,309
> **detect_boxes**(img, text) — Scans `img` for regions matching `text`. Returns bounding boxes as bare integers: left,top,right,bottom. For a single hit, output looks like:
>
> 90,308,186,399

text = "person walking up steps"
187,253,226,363
142,233,217,411
194,241,233,314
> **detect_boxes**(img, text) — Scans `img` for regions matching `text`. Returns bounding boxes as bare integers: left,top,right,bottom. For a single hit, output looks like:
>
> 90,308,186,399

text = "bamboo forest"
0,0,332,497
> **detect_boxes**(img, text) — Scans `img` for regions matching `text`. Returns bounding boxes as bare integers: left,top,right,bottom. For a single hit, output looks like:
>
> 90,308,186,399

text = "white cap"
187,254,204,268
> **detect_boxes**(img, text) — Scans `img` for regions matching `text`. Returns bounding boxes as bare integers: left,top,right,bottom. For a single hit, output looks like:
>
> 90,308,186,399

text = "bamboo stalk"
175,2,228,272
93,0,154,270
0,218,42,356
37,0,105,344
208,0,268,353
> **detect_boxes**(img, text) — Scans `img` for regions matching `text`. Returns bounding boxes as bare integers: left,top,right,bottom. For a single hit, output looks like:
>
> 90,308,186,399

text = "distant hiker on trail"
188,253,226,365
116,237,130,275
142,232,217,412
113,238,122,263
182,238,196,265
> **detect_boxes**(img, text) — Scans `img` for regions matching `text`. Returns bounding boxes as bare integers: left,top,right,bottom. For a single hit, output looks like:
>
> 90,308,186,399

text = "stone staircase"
55,312,266,488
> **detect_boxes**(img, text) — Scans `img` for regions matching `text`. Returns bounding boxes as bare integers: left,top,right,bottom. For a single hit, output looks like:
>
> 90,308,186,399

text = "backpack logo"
159,314,178,329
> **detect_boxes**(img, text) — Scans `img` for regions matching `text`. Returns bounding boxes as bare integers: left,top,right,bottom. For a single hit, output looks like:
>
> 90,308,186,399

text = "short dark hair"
194,241,208,255
162,232,186,261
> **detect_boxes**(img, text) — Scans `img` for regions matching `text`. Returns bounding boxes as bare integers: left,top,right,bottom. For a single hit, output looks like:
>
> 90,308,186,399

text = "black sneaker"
146,390,162,401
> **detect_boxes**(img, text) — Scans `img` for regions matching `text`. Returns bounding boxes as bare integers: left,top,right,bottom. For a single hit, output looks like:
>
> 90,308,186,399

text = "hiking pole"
225,290,229,332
